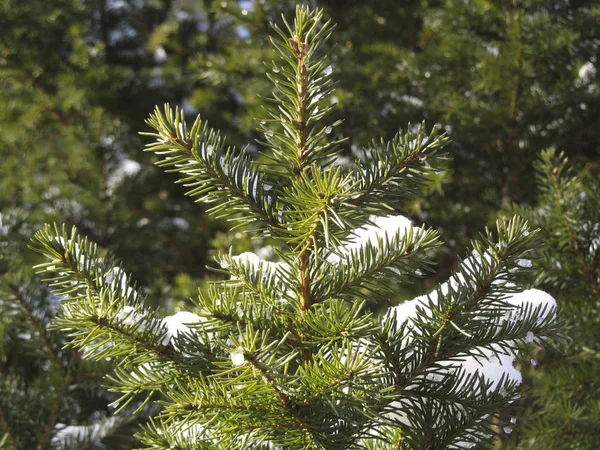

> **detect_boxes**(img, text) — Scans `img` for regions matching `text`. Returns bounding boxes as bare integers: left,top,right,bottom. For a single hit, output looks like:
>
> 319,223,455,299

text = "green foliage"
29,7,559,449
509,149,600,449
0,275,144,449
0,1,239,447
413,0,600,244
0,0,232,297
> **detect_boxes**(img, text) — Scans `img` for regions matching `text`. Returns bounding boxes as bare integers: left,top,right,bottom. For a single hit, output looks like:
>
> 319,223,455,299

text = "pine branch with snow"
31,6,559,450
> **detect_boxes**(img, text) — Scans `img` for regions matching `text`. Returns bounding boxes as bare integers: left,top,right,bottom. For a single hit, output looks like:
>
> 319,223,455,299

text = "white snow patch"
385,402,412,427
516,258,532,268
327,214,416,264
221,251,293,313
52,416,119,445
578,61,596,83
387,295,422,325
136,217,150,228
524,331,535,343
438,345,523,390
222,252,290,279
171,217,190,231
502,289,557,327
255,245,275,260
589,237,600,255
105,267,139,300
230,347,245,366
154,45,167,63
128,361,161,382
161,311,205,345
485,45,499,56
119,160,141,176
387,252,497,326
385,282,556,406
400,95,424,107
115,306,145,329
332,155,353,167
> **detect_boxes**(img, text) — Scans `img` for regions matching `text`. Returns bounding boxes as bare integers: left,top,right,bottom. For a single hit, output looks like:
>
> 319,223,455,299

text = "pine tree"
508,149,600,449
29,7,559,449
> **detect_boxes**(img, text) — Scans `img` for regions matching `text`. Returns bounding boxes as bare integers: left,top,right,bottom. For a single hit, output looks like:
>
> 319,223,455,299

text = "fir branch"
278,165,356,250
263,7,344,326
38,359,73,450
510,148,600,449
245,353,294,410
0,281,75,450
348,124,449,213
30,225,209,368
313,224,440,303
37,397,63,450
143,105,280,232
25,6,563,448
159,375,309,447
262,6,339,178
545,151,600,299
198,285,263,329
90,313,179,363
219,253,291,304
286,19,311,176
8,283,64,374
297,299,376,344
377,217,556,446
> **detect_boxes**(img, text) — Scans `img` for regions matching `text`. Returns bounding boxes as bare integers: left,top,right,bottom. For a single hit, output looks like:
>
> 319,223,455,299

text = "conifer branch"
2,282,89,450
143,105,280,232
9,284,65,374
510,148,600,449
399,222,537,373
263,6,338,177
265,8,337,321
246,354,294,410
348,124,449,212
30,225,209,369
375,217,558,447
220,254,290,304
549,160,600,298
314,225,440,303
393,434,404,450
289,27,310,177
38,398,64,450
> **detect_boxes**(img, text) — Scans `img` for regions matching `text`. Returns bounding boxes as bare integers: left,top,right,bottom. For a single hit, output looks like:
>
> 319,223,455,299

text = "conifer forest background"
1,1,599,449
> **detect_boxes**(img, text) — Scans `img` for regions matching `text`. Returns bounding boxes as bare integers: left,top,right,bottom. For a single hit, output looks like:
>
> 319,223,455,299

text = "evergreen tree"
29,7,559,449
413,0,600,245
508,149,600,449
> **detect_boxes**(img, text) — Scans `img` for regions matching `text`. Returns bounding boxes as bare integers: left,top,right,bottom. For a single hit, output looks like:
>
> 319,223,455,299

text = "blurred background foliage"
0,0,598,448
